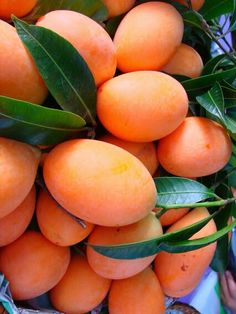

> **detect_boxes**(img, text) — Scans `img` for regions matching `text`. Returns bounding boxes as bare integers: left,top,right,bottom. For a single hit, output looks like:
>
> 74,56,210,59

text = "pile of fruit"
0,0,236,313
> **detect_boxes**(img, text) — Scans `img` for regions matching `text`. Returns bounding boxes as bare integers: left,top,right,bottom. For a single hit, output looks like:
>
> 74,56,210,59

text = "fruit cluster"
0,0,234,313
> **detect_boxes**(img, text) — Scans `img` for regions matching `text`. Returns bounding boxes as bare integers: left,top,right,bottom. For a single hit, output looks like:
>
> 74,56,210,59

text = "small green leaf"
0,96,89,146
229,1,236,32
23,0,108,23
201,54,228,75
200,0,234,20
182,10,204,29
13,17,97,126
155,177,216,208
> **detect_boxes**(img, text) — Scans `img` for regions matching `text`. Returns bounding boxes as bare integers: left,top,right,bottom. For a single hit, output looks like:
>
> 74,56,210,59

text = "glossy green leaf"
229,1,236,32
13,17,97,126
201,54,228,75
23,0,108,23
90,210,220,259
0,96,90,146
200,0,234,20
154,177,217,208
182,10,204,29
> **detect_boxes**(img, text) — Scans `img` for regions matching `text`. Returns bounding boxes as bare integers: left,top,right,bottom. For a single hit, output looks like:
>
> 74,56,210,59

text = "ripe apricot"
100,133,158,175
154,207,217,297
36,10,116,86
0,137,40,219
157,117,232,177
36,189,94,246
102,0,135,17
155,207,190,226
0,186,35,247
108,267,165,314
50,254,111,314
43,139,157,227
113,2,184,72
174,0,205,11
162,43,203,78
0,231,70,300
0,0,37,19
87,213,163,279
97,71,188,142
0,20,47,104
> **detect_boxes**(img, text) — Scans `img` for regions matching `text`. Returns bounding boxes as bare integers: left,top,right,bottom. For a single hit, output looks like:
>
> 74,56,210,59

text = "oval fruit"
157,117,232,177
113,2,184,72
0,231,70,300
87,213,163,279
0,20,47,103
97,71,188,142
0,0,37,19
36,189,94,246
36,10,116,86
102,0,135,17
50,254,111,314
43,139,157,227
154,207,189,226
108,267,165,314
154,207,217,297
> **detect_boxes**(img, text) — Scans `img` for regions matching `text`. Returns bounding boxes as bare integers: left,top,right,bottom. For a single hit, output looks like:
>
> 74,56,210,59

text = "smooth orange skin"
154,207,190,226
36,189,94,246
100,133,158,175
158,117,232,177
175,0,205,11
0,186,35,247
113,2,184,72
50,254,111,314
87,213,163,279
0,0,37,19
0,20,47,104
102,0,135,17
97,71,188,142
36,10,116,86
0,137,40,219
43,139,157,227
162,43,204,78
109,267,165,314
154,207,217,297
0,231,70,300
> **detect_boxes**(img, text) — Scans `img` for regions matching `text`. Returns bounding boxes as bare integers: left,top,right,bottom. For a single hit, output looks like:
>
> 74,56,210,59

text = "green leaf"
182,10,204,29
201,54,228,75
13,17,97,127
200,0,234,20
155,177,217,208
23,0,108,23
229,1,236,32
90,209,221,259
196,83,227,125
0,96,89,146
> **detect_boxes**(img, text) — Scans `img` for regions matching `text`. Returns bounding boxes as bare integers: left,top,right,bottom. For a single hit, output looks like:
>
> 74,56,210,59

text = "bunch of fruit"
0,0,235,313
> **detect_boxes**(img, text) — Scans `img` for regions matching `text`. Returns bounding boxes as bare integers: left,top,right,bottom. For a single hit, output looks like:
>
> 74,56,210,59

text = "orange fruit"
102,0,135,17
50,254,111,314
113,2,184,72
154,207,190,226
87,213,163,279
0,231,70,300
43,139,157,227
36,10,117,86
97,71,188,142
108,267,165,314
36,189,94,246
0,0,37,19
157,117,232,177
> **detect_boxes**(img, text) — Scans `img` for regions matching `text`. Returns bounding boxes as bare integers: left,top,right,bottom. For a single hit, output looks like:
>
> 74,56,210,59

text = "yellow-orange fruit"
100,134,158,175
0,20,47,104
0,186,36,247
102,0,135,17
0,0,37,19
109,267,165,314
158,117,232,177
36,189,94,246
113,2,184,72
162,43,203,78
154,207,217,297
0,231,70,300
97,71,188,142
175,0,205,11
50,254,111,314
0,137,40,219
36,10,116,86
43,139,157,227
154,207,190,226
87,213,163,279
